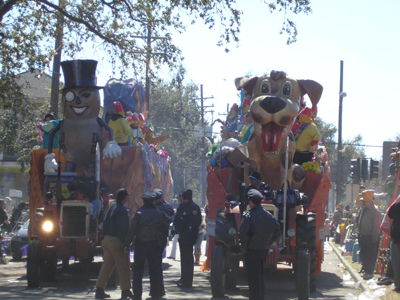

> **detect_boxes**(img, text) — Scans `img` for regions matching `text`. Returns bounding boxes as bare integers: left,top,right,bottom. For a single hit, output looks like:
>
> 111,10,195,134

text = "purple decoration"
142,144,152,191
21,244,29,256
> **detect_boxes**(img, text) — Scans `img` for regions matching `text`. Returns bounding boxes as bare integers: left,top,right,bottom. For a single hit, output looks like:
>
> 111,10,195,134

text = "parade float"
27,60,173,288
204,71,331,300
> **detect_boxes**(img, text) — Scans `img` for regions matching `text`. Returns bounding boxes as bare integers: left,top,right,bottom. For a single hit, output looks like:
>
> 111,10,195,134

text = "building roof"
14,70,54,100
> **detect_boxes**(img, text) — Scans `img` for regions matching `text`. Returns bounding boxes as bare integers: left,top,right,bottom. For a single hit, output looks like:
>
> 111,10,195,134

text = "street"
0,241,359,300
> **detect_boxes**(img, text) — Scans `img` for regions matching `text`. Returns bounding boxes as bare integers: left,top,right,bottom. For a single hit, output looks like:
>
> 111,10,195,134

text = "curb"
329,241,370,293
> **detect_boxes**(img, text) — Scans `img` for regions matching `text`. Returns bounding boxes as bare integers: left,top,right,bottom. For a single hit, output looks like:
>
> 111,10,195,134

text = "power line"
323,142,383,148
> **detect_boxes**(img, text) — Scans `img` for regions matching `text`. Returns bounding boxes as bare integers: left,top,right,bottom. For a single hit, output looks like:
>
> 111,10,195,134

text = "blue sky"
88,0,400,160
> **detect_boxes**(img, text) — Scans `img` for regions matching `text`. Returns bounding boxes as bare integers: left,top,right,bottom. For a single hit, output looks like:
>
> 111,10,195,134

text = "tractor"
207,163,330,300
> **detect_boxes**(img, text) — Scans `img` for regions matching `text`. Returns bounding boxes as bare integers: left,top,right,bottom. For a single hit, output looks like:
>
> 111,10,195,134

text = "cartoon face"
62,87,100,120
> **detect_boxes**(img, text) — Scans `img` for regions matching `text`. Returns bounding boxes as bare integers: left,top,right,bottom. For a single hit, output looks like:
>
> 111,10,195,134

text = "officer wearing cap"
172,189,201,288
95,188,132,299
245,171,273,207
124,191,170,300
239,189,281,300
152,188,174,297
153,188,174,222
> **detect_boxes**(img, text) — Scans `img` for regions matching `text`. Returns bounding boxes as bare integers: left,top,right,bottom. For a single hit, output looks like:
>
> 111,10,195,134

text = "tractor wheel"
41,250,57,281
296,212,317,292
27,239,41,288
210,245,226,297
107,267,119,288
226,256,239,289
296,248,310,300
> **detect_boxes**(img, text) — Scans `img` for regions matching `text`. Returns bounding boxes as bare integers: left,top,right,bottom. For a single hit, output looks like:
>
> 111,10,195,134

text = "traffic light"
350,158,360,183
361,159,369,181
370,159,379,179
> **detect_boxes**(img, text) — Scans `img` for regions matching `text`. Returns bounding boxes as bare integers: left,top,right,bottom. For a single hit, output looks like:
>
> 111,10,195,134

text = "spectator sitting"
40,112,59,149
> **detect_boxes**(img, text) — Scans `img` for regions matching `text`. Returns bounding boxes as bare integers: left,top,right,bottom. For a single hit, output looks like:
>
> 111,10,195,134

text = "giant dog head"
235,71,323,189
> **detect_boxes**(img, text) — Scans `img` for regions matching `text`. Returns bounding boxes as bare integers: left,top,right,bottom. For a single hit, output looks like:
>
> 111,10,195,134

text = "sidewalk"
329,240,370,292
329,239,398,300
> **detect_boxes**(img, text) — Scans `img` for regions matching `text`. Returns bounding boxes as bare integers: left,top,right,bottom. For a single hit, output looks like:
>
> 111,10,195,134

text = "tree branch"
38,0,118,46
0,0,19,22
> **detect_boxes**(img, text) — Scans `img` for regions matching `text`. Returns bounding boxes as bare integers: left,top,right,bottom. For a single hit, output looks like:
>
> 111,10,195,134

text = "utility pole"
145,23,152,110
50,0,65,118
142,21,167,111
201,85,206,207
199,85,214,207
337,60,344,205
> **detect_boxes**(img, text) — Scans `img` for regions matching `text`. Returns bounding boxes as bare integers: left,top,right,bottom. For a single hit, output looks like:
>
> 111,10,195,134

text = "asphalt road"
0,240,360,300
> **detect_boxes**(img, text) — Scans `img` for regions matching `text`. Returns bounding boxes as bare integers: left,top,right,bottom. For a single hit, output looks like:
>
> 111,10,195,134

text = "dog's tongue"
261,123,283,152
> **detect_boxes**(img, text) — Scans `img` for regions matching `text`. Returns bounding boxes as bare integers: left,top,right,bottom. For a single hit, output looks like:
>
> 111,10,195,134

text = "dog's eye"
261,83,270,94
283,84,291,95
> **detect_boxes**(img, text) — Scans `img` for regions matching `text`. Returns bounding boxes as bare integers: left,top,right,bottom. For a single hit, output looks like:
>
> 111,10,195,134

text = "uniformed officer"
124,191,170,300
153,188,174,223
172,189,201,288
239,189,281,300
95,188,133,299
152,188,174,297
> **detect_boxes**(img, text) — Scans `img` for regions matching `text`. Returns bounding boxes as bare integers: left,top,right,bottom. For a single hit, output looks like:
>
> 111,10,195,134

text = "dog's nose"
259,96,286,114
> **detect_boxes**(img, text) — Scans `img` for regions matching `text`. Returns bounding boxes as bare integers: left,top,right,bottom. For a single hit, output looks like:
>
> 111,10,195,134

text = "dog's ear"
297,80,323,107
234,76,259,95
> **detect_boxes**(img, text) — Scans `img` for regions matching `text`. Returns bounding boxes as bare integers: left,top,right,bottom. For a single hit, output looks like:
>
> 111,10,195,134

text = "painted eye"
81,92,91,98
65,91,75,102
261,83,269,93
283,84,291,95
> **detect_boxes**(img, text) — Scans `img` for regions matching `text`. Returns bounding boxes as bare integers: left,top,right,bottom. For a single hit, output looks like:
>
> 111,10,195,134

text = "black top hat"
60,60,102,90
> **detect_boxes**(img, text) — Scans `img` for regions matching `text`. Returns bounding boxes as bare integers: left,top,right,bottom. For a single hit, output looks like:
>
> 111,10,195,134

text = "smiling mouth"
71,106,88,115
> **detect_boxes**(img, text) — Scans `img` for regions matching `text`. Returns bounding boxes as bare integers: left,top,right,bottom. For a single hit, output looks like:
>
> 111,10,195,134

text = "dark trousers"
293,151,314,166
359,235,379,275
178,239,194,286
244,249,268,300
133,240,163,298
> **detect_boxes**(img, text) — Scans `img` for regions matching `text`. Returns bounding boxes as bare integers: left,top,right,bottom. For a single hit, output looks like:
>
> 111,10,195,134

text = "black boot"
121,289,134,299
95,287,110,299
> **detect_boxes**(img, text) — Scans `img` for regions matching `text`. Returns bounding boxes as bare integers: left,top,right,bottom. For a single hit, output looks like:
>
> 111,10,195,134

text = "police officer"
95,188,133,299
172,189,201,288
152,188,174,297
124,191,170,300
239,189,281,300
153,188,174,222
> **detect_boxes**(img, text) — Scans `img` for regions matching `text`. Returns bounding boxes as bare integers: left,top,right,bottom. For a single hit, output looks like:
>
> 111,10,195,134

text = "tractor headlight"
287,228,296,237
42,221,53,232
228,227,237,236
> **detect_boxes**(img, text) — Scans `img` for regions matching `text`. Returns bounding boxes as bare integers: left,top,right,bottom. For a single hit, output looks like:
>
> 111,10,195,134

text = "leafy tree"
0,78,45,171
0,0,312,80
149,67,208,204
